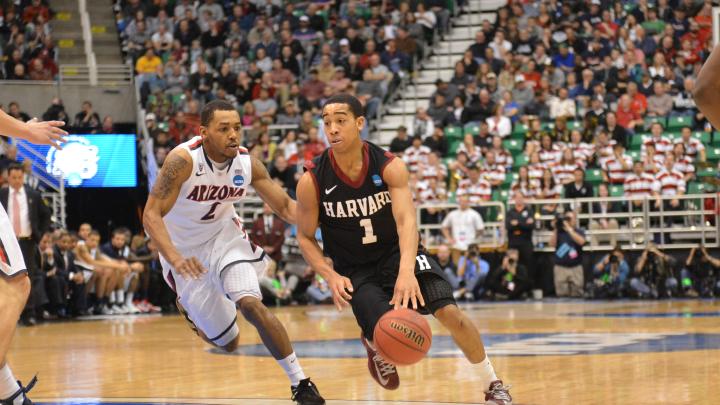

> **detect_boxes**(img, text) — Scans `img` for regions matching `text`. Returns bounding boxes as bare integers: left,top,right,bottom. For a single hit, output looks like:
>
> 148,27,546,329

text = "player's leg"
221,263,324,404
417,265,512,405
124,264,144,313
347,273,400,390
0,275,36,405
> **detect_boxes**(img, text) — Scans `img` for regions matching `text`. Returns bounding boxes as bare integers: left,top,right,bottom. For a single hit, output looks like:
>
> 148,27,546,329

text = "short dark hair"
201,100,238,127
89,230,100,238
322,94,364,118
7,163,23,175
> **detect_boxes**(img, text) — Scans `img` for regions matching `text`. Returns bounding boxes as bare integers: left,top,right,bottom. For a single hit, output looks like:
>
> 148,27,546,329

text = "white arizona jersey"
164,136,253,250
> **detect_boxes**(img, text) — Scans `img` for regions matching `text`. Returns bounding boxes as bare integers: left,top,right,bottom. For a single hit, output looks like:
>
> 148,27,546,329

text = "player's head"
6,163,24,191
86,230,101,249
321,94,365,153
110,228,127,249
200,100,242,160
78,223,92,240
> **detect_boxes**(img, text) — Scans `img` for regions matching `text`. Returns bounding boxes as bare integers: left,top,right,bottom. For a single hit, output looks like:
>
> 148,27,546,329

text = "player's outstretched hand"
390,272,425,310
25,118,68,149
173,256,207,280
327,272,353,311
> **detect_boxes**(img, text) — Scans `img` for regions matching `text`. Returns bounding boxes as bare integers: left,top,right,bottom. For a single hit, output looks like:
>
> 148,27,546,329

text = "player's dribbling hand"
25,118,68,149
390,272,425,310
327,272,353,311
173,256,207,280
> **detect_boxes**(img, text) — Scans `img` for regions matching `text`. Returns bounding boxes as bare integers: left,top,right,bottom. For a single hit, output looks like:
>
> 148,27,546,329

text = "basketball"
373,308,432,366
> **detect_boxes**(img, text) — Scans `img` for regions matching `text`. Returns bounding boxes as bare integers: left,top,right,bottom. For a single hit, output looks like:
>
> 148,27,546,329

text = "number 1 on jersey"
360,218,377,244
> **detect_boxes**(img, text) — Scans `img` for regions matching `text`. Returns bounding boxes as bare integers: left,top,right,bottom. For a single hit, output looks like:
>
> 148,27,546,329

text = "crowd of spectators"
112,0,448,170
0,0,58,80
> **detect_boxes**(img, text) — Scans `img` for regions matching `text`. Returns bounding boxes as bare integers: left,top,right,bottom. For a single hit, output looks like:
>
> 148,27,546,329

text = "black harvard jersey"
305,142,399,269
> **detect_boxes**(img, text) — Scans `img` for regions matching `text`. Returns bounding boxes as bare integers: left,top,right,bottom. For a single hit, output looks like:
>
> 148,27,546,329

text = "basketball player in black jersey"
296,95,512,405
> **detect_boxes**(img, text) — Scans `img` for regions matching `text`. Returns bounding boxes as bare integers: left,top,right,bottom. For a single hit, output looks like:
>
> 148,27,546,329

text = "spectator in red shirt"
305,127,326,158
615,94,642,130
22,0,50,24
168,111,199,143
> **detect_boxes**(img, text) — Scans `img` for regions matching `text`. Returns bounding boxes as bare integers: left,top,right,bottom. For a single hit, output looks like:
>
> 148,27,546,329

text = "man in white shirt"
441,196,485,264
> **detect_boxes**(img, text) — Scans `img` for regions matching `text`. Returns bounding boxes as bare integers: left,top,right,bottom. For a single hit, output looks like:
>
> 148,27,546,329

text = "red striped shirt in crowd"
623,173,660,199
539,146,562,165
675,137,705,161
402,145,431,172
480,163,506,186
456,178,492,204
673,156,695,178
602,154,633,184
655,168,686,196
641,135,673,158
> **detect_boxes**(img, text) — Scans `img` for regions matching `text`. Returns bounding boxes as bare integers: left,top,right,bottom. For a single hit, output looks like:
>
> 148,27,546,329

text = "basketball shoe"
360,333,399,390
290,378,325,405
0,376,36,405
485,380,512,405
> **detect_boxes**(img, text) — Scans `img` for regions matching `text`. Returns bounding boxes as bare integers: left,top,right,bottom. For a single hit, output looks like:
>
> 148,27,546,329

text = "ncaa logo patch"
372,174,383,187
233,175,244,186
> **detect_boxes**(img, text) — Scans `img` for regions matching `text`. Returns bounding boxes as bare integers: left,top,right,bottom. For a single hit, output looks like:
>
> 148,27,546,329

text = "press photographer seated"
588,246,630,299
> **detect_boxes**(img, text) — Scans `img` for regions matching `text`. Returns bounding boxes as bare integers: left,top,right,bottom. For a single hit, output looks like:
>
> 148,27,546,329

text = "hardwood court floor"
9,300,720,405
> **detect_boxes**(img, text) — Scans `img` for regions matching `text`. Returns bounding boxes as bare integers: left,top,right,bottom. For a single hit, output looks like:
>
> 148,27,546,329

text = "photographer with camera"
453,243,490,301
549,210,587,297
630,242,679,298
487,248,532,300
682,246,720,298
589,245,630,298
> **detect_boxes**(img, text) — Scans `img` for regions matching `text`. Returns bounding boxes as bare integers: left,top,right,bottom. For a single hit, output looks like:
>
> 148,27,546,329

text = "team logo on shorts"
233,175,244,186
372,174,383,187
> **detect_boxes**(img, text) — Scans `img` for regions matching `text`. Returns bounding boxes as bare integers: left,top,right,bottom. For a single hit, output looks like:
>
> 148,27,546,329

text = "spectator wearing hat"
334,38,353,66
553,43,575,73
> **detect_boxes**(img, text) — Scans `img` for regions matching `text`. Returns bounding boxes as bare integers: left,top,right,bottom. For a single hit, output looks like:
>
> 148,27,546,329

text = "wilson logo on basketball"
389,321,425,348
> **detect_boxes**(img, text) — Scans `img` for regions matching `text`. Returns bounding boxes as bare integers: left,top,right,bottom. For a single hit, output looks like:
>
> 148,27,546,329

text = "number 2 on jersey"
201,202,221,220
359,218,377,244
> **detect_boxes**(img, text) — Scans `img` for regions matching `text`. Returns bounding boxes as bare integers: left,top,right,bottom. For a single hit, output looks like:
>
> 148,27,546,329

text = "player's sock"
277,352,306,386
474,355,499,389
109,291,117,306
116,289,125,305
125,291,134,306
0,363,22,404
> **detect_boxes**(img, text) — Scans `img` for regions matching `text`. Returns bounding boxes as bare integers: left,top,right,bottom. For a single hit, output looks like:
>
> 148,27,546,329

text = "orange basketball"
373,308,432,366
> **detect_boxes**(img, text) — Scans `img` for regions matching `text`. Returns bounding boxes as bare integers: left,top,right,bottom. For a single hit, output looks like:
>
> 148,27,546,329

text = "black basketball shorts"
345,250,456,341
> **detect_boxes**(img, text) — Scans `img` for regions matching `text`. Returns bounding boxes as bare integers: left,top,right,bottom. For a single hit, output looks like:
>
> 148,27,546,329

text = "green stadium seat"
610,185,624,197
511,123,528,138
568,121,583,130
667,115,694,130
448,139,462,155
631,134,649,147
707,147,720,162
541,122,553,131
464,123,480,136
585,169,602,184
444,126,463,140
687,182,716,194
503,172,518,186
692,131,711,144
697,166,716,178
628,150,641,161
644,116,666,128
503,139,523,155
492,189,509,202
513,154,528,168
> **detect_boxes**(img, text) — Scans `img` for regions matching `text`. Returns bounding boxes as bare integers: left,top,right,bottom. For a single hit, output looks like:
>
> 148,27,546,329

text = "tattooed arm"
143,148,206,279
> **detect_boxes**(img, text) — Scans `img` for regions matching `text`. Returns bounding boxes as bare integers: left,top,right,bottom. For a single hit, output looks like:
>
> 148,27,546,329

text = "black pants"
509,238,535,286
344,249,456,341
18,238,47,316
44,273,68,313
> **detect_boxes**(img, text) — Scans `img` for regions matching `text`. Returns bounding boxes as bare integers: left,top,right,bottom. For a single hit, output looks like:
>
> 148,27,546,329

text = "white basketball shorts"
0,204,27,278
160,218,269,347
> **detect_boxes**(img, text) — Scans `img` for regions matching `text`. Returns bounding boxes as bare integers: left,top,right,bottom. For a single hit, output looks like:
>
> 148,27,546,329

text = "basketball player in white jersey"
0,109,66,405
143,100,324,404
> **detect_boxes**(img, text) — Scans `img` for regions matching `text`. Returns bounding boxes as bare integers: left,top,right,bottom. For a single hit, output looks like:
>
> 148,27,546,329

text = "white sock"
277,352,306,386
0,364,22,404
475,355,498,389
116,289,125,304
109,291,117,305
125,292,134,306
